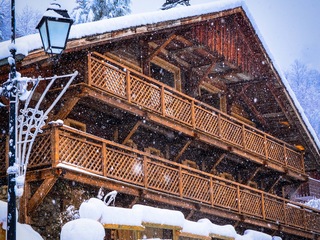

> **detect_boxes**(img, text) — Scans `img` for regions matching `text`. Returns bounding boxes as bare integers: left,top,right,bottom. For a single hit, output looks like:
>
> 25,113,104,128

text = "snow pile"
198,218,237,238
100,206,142,227
0,200,43,240
181,219,210,237
61,197,282,240
236,230,272,240
60,218,105,240
132,204,185,228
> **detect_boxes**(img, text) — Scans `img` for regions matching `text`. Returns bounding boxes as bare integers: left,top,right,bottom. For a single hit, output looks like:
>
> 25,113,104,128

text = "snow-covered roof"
0,0,318,152
0,0,244,60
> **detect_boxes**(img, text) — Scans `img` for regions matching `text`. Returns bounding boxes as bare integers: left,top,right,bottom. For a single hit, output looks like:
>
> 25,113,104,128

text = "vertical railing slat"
51,127,60,168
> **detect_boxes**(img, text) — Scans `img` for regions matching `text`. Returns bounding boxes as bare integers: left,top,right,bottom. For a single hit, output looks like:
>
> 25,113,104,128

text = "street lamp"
3,1,74,240
36,2,74,55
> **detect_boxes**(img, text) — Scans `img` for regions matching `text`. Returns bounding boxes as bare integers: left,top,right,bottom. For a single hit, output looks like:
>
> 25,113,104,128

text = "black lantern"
36,1,73,54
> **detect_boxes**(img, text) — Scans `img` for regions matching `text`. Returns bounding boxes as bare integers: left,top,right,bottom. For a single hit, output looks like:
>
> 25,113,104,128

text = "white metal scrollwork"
12,71,78,196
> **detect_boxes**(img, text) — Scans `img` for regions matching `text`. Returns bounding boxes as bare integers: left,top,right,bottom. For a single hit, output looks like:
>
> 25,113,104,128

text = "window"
198,84,226,111
150,57,181,91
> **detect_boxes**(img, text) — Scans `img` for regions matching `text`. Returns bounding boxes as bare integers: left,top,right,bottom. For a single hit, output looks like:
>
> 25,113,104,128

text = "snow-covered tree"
71,0,95,24
286,60,320,138
16,5,42,38
71,0,131,24
106,0,131,18
0,0,11,41
161,0,190,10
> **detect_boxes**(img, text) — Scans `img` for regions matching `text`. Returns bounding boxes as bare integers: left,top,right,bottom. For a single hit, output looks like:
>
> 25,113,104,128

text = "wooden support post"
19,181,31,224
302,207,307,230
237,185,241,213
210,176,214,207
264,135,268,160
301,152,305,173
218,113,222,138
173,140,192,162
283,200,287,225
126,70,131,103
102,142,107,177
51,126,60,168
191,100,195,129
179,166,183,197
242,125,246,149
27,177,58,214
261,192,266,220
87,52,92,86
283,144,288,167
143,156,148,188
161,86,166,116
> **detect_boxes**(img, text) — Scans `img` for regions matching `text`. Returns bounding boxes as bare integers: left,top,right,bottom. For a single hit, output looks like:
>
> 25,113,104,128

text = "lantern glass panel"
47,19,70,54
39,21,49,51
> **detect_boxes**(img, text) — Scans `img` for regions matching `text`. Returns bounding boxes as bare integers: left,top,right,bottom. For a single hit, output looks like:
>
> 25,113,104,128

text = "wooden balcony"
0,126,318,238
87,52,305,177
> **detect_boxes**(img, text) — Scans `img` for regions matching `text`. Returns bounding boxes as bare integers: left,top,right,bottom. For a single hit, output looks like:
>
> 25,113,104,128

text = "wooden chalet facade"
0,1,319,239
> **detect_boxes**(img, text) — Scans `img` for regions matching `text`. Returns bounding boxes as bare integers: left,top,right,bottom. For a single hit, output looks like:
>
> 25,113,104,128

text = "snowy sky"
15,0,320,72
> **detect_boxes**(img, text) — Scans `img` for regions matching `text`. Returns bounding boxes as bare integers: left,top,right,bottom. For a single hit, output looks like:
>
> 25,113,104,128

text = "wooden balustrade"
21,126,319,234
87,52,305,174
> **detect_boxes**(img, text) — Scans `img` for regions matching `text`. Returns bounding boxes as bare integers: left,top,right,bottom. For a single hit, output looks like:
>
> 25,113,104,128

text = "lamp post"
4,1,74,239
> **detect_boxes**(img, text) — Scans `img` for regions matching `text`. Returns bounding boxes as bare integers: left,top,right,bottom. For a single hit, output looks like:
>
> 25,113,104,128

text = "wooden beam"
186,209,195,220
213,153,226,170
173,139,192,162
266,82,292,125
197,61,219,84
246,166,261,184
239,91,267,127
268,176,282,193
128,196,140,208
148,42,191,69
122,120,142,145
27,176,58,214
147,34,176,62
49,90,86,121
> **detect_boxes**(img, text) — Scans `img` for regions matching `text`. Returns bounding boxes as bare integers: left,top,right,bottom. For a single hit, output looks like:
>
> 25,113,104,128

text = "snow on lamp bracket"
36,0,74,55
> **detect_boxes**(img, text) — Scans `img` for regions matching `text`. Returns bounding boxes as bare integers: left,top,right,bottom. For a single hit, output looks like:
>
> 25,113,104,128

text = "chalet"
0,0,319,239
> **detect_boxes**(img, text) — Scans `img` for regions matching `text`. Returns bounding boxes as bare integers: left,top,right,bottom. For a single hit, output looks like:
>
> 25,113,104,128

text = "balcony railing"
87,52,304,175
1,126,316,234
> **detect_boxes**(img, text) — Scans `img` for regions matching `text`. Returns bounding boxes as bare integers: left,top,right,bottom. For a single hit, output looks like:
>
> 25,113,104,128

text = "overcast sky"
16,0,320,71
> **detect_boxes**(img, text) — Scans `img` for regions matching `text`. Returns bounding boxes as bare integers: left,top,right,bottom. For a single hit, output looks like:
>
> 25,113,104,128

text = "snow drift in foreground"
0,200,43,240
